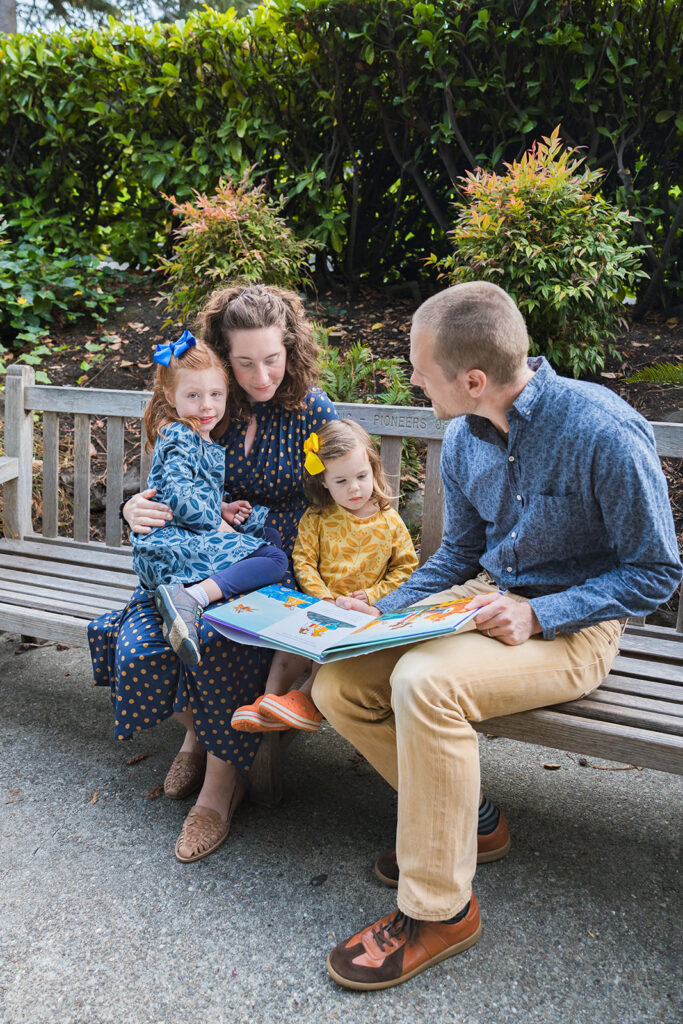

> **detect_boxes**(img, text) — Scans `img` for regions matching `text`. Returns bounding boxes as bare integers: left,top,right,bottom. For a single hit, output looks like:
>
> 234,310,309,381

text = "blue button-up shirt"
376,358,682,638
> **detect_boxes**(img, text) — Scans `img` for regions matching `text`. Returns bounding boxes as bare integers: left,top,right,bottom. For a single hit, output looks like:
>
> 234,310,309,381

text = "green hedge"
1,0,681,303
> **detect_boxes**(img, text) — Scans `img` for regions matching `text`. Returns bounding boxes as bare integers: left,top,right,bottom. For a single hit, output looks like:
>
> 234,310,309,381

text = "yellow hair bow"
303,432,325,475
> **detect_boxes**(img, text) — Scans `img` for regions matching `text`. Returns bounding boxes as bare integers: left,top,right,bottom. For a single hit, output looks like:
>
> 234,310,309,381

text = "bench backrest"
1,362,681,628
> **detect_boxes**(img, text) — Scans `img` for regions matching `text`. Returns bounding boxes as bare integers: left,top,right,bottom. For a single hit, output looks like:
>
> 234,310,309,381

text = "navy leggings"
209,527,288,599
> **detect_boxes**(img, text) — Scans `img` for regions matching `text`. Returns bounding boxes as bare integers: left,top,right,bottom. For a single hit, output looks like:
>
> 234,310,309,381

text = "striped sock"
478,795,500,835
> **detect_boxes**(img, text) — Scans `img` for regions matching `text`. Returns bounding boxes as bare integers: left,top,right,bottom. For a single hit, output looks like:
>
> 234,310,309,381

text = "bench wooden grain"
1,362,681,802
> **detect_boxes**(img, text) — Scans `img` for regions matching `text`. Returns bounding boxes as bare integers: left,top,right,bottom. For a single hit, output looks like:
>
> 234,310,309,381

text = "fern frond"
622,362,683,385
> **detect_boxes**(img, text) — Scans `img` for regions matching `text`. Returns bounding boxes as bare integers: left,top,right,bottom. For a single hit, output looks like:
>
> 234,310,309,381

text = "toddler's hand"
336,596,380,617
222,500,253,526
350,590,370,603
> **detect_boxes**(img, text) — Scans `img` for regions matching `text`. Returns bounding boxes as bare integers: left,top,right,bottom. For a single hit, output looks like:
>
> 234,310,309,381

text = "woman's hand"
349,590,370,603
123,488,172,534
222,500,253,526
336,596,380,617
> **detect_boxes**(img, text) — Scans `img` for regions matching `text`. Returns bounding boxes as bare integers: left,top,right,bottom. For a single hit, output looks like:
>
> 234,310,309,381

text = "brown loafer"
174,779,245,863
164,750,207,800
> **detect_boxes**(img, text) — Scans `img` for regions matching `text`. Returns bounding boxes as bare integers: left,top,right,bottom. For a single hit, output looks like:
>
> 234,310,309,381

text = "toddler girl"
231,418,418,732
132,332,288,666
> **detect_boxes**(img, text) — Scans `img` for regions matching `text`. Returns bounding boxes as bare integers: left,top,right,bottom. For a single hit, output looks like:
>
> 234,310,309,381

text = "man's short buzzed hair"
412,282,529,385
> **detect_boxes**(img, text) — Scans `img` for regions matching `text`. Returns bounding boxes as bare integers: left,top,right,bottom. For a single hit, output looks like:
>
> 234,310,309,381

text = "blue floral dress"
131,421,267,590
87,388,337,766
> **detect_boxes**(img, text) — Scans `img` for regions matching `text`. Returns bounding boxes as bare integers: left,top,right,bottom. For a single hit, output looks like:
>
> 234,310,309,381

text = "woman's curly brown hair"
196,283,319,423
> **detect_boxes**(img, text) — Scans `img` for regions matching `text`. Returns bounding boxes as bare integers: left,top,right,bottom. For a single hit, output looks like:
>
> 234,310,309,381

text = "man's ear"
464,369,487,397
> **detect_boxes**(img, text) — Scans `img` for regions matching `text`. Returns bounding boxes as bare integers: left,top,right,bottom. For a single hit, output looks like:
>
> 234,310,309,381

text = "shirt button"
516,494,522,501
508,455,515,462
511,531,517,538
506,566,513,573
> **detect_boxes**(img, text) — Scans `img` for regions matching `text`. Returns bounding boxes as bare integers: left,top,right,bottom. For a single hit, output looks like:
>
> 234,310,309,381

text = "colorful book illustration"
202,584,480,664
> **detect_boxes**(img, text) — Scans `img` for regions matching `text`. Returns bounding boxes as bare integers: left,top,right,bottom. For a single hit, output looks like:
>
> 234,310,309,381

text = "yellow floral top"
292,503,419,605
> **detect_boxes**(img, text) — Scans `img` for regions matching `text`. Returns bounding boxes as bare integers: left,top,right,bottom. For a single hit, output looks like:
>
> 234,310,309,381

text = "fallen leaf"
371,322,384,329
543,763,561,770
128,322,150,332
120,360,134,368
587,929,596,939
126,753,150,766
146,785,163,800
600,372,617,379
137,361,152,369
8,788,21,797
90,790,99,805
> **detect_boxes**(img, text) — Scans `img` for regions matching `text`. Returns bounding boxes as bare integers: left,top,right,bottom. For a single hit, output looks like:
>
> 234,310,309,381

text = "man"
312,281,681,991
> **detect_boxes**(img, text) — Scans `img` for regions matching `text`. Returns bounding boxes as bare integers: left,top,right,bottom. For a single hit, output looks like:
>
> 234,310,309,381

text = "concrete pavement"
0,634,681,1024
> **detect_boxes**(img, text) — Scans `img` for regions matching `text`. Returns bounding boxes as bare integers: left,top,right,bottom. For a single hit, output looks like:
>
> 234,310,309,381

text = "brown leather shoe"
163,750,206,800
326,896,481,990
175,778,245,863
375,809,510,886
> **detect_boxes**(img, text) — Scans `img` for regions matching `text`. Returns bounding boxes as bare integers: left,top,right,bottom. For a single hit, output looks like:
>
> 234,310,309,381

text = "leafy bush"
0,2,680,299
315,329,421,491
158,176,315,321
0,219,123,379
317,333,412,405
435,128,647,377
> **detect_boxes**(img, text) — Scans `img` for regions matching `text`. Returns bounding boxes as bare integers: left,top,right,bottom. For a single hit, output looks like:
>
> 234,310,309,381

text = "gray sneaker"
155,583,202,666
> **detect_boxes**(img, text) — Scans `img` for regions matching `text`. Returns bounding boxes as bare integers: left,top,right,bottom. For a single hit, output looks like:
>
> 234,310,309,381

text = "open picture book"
202,584,480,664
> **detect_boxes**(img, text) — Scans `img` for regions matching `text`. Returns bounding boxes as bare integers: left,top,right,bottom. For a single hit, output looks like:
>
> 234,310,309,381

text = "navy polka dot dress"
88,388,337,765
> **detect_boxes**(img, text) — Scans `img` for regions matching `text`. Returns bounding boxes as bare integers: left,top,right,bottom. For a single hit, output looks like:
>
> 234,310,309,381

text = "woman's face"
227,326,287,404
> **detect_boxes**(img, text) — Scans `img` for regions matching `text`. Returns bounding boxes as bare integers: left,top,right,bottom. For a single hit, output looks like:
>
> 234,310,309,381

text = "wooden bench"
1,362,682,801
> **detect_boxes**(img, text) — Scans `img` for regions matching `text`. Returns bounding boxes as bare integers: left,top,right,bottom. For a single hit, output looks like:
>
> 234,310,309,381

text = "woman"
88,284,337,862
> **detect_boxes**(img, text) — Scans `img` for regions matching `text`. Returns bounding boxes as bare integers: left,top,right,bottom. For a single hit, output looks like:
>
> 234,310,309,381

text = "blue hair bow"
153,330,196,367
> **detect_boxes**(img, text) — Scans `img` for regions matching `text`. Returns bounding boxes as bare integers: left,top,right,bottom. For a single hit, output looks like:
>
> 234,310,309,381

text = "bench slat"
0,537,134,571
41,412,59,538
0,565,136,602
105,416,125,548
380,436,403,511
0,552,136,589
0,601,91,647
580,688,683,719
548,697,682,735
618,632,683,661
421,438,444,564
73,414,91,543
600,673,683,703
0,456,18,484
24,383,151,418
611,653,683,684
0,583,127,618
475,710,683,774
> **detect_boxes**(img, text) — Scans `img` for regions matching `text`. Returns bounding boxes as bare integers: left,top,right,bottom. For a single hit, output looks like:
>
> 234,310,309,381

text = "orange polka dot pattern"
88,388,337,765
